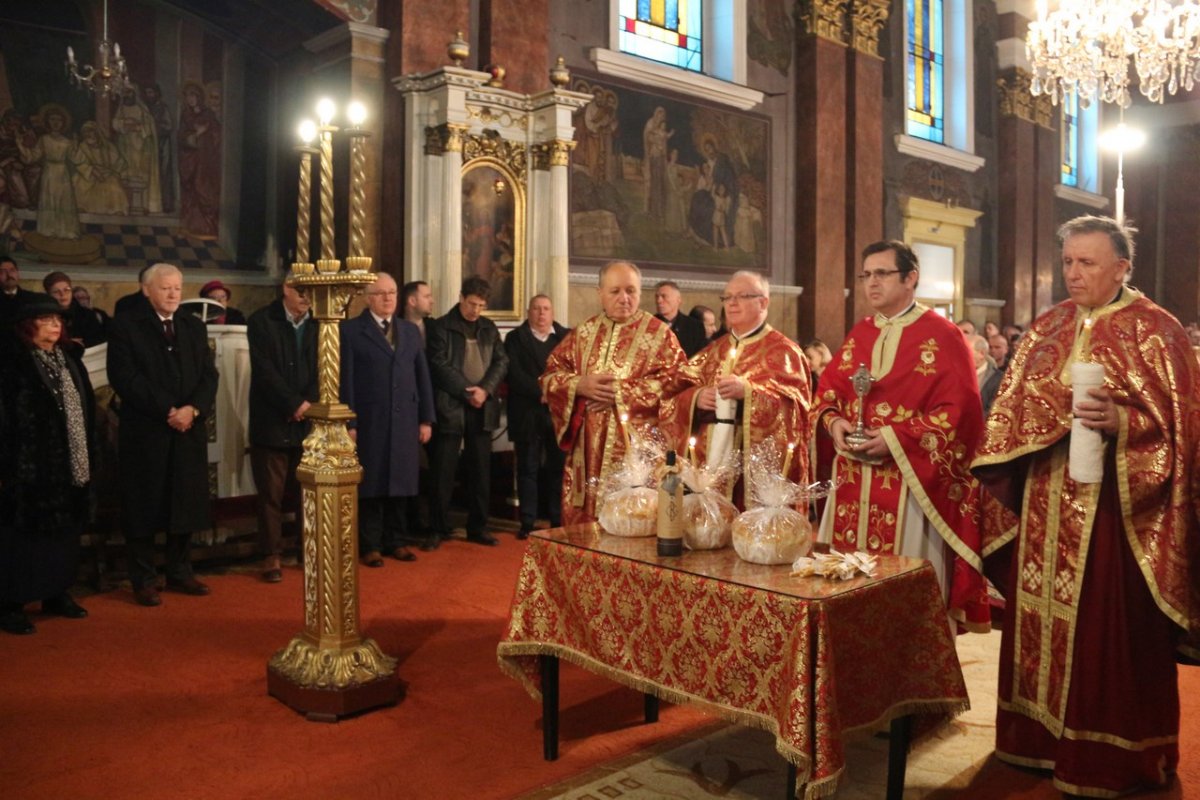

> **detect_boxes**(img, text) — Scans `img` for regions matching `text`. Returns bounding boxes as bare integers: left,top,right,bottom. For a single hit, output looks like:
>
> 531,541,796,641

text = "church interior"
2,0,1199,798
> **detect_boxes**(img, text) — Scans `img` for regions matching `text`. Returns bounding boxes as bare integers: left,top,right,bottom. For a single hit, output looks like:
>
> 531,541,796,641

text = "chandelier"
65,0,132,98
1026,0,1200,108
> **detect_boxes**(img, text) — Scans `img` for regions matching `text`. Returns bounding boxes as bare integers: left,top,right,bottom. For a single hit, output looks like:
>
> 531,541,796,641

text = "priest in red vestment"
972,215,1200,797
813,240,990,633
660,270,811,502
542,261,687,524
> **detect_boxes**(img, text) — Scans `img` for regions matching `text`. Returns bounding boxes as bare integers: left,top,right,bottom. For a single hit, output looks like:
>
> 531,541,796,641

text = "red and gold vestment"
814,304,990,632
542,309,686,524
660,326,812,500
972,289,1200,796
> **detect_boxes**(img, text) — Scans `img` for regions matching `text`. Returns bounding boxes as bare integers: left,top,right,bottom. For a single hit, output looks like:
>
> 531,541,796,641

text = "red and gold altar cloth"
497,526,968,799
660,326,812,495
813,304,990,632
971,290,1200,796
542,309,687,524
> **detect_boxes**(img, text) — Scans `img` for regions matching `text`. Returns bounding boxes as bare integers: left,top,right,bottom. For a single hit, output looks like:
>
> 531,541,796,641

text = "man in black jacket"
107,263,218,606
427,276,508,545
0,256,38,325
654,280,708,357
504,294,568,538
246,277,317,582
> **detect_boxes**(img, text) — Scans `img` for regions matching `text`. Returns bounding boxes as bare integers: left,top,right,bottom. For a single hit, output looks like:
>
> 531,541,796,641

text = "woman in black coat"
0,299,94,635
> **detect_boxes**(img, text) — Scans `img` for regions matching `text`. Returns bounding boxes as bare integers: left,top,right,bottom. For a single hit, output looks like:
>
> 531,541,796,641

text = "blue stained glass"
906,0,944,143
666,0,679,30
1062,91,1079,186
620,0,702,73
638,0,651,19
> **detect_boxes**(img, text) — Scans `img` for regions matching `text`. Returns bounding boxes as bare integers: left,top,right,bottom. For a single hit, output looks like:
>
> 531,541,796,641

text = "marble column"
547,140,573,317
439,124,468,313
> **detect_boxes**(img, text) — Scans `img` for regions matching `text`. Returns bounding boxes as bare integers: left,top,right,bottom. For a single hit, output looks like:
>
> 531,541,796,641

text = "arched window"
618,0,703,72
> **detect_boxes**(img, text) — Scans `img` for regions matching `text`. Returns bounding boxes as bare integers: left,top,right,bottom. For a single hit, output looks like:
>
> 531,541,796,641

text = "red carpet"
0,534,713,800
2,532,1197,799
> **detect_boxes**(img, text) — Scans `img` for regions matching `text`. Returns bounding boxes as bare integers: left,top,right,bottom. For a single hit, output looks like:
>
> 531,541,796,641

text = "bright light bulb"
347,101,367,127
1099,123,1146,153
316,98,336,126
298,119,317,144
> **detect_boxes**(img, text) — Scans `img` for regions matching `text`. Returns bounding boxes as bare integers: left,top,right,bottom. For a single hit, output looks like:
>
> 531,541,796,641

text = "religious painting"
748,0,795,76
569,73,770,274
0,0,253,271
461,160,524,320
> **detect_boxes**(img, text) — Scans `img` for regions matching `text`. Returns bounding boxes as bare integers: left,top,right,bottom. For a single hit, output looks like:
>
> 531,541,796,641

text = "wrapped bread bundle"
679,447,741,550
731,441,840,565
596,425,668,537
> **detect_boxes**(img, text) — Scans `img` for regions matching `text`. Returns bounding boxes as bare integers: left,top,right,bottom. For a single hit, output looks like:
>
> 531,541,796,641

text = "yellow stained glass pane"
651,0,665,26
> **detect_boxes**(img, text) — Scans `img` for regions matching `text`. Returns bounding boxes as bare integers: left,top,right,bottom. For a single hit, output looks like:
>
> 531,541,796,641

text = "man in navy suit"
340,272,435,566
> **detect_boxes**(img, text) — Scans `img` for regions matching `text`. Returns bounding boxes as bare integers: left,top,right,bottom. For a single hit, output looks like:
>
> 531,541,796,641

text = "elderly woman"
43,270,106,348
0,299,94,635
198,279,246,325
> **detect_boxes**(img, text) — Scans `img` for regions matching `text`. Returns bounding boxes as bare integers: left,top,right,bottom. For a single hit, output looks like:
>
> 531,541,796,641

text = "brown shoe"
361,551,384,568
133,586,162,607
390,546,417,562
165,577,211,596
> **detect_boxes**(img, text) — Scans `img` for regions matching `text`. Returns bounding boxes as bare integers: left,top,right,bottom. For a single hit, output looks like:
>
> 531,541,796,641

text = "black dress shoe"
133,586,162,607
262,569,283,583
418,536,440,552
390,546,417,562
165,577,211,596
467,531,499,546
517,527,532,540
360,551,385,567
42,594,88,619
1,610,35,635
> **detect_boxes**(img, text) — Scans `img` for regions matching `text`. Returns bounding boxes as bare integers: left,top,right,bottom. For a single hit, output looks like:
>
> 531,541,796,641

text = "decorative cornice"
997,69,1036,124
463,129,528,183
532,140,575,171
1033,94,1055,131
423,122,469,156
587,48,763,110
799,0,850,47
850,0,891,57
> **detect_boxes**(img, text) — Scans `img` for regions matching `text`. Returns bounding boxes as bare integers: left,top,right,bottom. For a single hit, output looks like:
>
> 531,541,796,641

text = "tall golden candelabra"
266,100,397,721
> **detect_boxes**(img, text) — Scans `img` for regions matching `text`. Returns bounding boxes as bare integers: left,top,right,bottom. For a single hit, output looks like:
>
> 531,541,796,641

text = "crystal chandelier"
65,0,132,98
1026,0,1200,108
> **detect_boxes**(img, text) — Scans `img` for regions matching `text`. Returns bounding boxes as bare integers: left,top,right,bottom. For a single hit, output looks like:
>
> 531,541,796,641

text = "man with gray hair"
107,263,218,606
542,261,687,523
661,270,811,504
972,215,1200,796
654,279,707,357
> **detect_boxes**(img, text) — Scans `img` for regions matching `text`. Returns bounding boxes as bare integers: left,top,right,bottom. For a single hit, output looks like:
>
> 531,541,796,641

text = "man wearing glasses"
813,240,989,633
661,271,811,504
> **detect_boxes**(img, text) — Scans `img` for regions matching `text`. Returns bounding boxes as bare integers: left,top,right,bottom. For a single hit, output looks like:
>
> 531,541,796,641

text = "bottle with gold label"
657,450,683,557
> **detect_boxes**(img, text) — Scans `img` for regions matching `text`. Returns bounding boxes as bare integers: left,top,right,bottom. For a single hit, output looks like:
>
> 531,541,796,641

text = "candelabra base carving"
267,636,400,721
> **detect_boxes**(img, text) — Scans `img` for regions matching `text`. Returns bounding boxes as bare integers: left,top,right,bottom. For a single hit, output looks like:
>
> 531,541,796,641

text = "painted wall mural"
0,0,239,269
569,73,771,274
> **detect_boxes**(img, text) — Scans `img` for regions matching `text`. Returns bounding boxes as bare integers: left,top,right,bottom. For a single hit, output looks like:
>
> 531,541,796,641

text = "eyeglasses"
720,293,764,304
856,269,903,282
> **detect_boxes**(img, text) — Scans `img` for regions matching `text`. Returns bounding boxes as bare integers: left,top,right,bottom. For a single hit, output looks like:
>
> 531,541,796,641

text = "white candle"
782,442,795,479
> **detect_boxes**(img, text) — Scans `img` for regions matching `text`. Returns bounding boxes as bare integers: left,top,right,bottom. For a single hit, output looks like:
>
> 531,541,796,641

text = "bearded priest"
541,261,687,524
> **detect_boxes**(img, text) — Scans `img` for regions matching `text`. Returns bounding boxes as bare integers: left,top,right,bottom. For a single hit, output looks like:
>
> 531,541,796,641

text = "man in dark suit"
340,272,435,566
246,276,317,583
504,294,568,539
114,265,153,319
0,256,39,325
427,276,508,546
654,280,708,357
106,262,218,607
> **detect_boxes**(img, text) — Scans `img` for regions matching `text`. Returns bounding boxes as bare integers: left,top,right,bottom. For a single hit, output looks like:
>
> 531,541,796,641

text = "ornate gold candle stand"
266,257,398,721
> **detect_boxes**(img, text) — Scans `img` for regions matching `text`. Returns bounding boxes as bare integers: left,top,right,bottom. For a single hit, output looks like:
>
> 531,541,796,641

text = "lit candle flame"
347,100,367,127
687,436,697,465
782,441,796,479
316,98,336,126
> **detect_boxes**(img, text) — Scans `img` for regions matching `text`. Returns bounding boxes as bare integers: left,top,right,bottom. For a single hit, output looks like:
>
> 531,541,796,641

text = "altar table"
496,525,969,799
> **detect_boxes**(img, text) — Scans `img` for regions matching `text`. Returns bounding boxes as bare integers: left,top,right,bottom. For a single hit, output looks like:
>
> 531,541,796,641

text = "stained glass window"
1061,91,1079,187
618,0,703,72
906,0,944,144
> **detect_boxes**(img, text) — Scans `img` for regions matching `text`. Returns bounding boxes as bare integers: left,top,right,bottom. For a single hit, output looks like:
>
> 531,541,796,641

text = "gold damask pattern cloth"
972,291,1200,727
497,527,968,799
542,310,687,522
660,326,813,490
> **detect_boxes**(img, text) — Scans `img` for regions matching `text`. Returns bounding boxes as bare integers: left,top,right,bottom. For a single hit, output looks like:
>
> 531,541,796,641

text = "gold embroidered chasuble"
542,309,687,523
660,326,812,497
972,289,1200,734
813,304,990,631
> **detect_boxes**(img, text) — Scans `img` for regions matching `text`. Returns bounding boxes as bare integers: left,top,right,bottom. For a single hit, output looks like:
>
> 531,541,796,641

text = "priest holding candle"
660,270,812,506
542,261,686,524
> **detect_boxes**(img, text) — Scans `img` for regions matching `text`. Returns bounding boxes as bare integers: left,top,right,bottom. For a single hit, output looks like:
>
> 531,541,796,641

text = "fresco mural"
0,0,235,268
569,73,770,274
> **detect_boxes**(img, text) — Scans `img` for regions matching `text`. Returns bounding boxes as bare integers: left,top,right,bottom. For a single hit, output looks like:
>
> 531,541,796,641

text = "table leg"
644,693,659,723
541,654,559,761
886,714,913,800
785,761,797,799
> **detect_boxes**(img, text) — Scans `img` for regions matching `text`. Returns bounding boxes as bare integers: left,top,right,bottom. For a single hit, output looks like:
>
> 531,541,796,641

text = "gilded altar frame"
461,135,526,320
